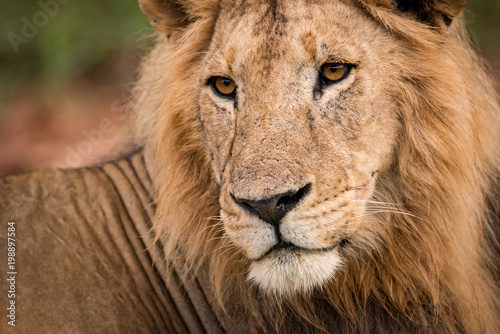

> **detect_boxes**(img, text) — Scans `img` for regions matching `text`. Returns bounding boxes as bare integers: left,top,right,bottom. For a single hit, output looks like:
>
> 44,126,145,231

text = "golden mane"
132,1,500,332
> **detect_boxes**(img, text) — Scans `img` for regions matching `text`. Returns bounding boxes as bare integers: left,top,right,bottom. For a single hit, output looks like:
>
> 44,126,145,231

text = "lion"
1,0,499,333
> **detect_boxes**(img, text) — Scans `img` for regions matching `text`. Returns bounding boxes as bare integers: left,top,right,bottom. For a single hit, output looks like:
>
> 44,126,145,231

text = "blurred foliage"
0,0,151,105
0,0,498,106
465,0,500,56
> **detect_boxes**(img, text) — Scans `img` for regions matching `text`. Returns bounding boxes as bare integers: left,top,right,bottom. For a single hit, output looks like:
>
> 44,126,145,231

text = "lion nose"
231,184,311,225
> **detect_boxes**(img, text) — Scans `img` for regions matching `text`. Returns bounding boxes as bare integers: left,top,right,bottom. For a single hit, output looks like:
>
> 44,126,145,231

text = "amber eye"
210,76,237,98
320,63,351,84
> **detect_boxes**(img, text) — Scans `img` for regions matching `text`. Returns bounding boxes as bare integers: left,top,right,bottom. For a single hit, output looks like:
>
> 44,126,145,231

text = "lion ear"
394,0,467,26
139,0,188,35
138,0,218,36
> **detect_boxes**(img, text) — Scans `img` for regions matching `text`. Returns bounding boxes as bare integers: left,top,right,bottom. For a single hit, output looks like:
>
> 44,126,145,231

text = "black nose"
231,184,311,225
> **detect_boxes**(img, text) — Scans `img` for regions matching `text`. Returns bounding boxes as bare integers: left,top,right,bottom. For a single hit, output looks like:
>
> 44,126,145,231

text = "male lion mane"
133,0,500,332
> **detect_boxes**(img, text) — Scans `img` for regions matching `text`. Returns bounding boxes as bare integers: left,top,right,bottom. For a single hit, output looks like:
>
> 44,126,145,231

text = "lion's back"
0,153,192,333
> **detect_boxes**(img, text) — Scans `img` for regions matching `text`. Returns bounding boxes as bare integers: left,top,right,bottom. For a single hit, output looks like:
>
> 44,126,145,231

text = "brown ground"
0,81,130,177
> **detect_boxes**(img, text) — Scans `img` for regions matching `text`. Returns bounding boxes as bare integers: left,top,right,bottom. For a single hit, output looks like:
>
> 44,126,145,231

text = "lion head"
134,0,500,332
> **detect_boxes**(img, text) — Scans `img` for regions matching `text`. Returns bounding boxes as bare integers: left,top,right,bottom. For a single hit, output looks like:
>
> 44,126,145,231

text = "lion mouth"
253,240,348,262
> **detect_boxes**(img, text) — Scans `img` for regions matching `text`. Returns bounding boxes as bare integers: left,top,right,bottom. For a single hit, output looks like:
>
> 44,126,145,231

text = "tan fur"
135,0,500,332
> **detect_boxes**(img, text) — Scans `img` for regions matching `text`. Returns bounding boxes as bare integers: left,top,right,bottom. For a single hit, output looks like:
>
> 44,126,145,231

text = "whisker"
201,220,225,234
206,235,232,243
207,242,237,256
214,244,240,259
203,216,223,224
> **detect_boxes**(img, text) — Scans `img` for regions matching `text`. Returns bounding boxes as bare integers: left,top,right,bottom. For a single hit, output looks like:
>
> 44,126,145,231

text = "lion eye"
320,63,351,84
210,76,237,98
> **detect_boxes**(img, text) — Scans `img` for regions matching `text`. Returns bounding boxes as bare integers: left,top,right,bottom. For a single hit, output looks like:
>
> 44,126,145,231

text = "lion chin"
248,247,342,296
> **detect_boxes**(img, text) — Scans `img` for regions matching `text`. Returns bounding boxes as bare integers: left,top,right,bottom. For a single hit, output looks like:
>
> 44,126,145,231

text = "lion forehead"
209,1,384,79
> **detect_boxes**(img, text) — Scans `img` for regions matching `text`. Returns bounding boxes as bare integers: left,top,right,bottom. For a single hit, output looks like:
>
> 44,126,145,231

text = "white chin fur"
248,249,342,296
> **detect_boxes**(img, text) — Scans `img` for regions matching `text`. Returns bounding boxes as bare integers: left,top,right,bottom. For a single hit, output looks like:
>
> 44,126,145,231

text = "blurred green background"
466,1,500,58
0,0,153,175
0,0,498,175
0,0,152,105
